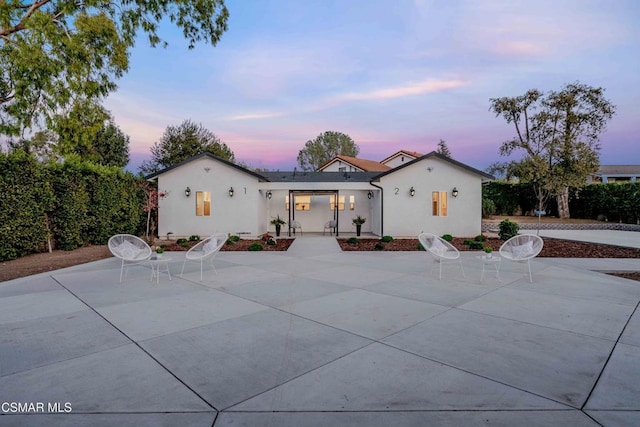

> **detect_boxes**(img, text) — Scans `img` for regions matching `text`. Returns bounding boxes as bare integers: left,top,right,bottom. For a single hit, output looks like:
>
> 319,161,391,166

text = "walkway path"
1,234,639,426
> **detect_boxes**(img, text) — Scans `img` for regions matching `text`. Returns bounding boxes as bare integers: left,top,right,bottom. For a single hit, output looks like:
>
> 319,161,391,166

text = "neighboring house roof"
317,155,391,172
373,151,494,181
380,150,423,164
594,165,640,176
145,152,270,181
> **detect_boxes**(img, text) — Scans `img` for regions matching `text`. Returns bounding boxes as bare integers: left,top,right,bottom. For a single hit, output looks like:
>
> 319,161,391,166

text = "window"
432,191,447,216
196,191,211,216
329,195,345,210
295,195,311,211
338,167,346,172
286,195,289,210
349,195,355,210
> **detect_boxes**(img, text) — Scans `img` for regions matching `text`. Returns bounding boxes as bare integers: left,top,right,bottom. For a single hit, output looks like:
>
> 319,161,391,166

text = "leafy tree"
140,120,235,174
489,82,615,218
1,0,229,140
297,131,359,171
5,130,57,162
436,139,452,158
88,120,130,168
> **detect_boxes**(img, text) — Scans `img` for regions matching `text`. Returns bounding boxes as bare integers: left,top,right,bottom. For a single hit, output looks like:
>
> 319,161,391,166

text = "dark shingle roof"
262,171,380,183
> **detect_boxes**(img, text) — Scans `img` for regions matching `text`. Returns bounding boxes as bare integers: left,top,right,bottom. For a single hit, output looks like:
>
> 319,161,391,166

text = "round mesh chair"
499,234,544,282
181,233,228,281
418,233,465,280
108,234,153,283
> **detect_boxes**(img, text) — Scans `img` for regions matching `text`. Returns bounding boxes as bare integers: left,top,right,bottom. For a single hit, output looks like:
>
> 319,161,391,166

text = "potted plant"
270,215,286,236
483,247,493,258
155,247,164,259
352,215,366,237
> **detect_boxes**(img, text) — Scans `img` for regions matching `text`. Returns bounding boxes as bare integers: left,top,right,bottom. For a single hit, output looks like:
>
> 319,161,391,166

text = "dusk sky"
104,0,640,173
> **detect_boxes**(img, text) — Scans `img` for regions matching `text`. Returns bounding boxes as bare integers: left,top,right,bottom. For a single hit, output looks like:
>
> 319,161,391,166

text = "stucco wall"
157,157,263,238
378,157,482,237
382,155,416,169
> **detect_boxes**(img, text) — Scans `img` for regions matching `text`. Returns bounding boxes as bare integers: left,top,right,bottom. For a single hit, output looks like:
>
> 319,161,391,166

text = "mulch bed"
337,236,640,258
159,238,294,252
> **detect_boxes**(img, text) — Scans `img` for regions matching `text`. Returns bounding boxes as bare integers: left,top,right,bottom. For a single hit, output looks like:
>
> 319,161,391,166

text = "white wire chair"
181,233,228,281
499,234,544,282
289,221,302,235
418,233,465,280
108,234,153,283
323,220,337,235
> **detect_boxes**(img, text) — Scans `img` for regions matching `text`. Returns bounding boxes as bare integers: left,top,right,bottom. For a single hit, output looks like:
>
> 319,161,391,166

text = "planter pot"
275,224,281,237
356,224,362,236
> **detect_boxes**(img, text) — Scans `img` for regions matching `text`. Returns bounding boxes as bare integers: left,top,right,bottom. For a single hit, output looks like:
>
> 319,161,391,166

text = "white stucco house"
146,151,493,238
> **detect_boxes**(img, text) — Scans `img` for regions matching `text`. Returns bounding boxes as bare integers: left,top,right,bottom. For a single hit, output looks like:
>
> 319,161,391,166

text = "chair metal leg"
527,260,533,282
181,260,187,277
459,260,465,278
119,259,125,283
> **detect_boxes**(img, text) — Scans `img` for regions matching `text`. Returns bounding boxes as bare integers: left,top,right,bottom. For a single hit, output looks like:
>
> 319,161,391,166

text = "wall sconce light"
266,191,272,199
367,191,373,199
409,187,415,197
228,187,234,197
184,187,191,197
452,187,459,197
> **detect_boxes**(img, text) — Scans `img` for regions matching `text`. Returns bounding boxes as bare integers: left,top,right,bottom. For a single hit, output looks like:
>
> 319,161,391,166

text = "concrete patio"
1,234,639,426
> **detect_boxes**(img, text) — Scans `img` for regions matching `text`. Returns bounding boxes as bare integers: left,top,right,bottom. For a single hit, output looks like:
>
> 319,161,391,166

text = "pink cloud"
333,78,468,103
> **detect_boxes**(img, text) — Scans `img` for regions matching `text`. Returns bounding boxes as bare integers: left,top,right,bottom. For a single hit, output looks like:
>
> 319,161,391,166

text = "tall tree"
490,82,615,218
90,120,130,168
436,139,452,158
297,131,359,171
1,0,229,141
140,120,234,174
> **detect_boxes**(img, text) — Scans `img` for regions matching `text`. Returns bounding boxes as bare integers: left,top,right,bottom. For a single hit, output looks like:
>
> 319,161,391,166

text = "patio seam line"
0,308,133,380
0,410,217,416
580,299,640,412
374,340,577,410
49,275,220,413
453,306,623,344
220,341,379,412
502,280,640,308
218,409,581,414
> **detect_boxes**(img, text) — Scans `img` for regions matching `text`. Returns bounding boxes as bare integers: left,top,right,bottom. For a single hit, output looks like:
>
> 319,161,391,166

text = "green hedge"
0,151,55,260
571,183,640,223
0,152,146,260
484,181,639,223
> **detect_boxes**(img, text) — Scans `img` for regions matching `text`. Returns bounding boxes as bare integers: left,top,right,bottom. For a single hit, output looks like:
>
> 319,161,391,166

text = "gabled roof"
317,155,391,172
373,151,494,181
380,150,423,164
145,152,270,181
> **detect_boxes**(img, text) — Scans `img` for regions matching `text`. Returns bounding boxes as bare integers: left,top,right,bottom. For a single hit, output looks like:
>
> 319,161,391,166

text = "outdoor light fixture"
185,187,191,197
409,187,415,197
367,191,373,199
266,191,272,199
228,187,234,197
452,187,459,197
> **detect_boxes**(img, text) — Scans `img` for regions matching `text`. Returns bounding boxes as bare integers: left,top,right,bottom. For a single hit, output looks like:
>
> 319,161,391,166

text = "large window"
349,195,355,210
329,195,345,210
196,191,211,216
432,191,447,216
295,195,311,211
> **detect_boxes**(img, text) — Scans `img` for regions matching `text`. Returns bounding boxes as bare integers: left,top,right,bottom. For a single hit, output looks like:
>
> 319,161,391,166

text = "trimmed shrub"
176,238,188,244
468,241,484,250
498,219,520,241
474,234,485,242
226,235,241,245
417,242,426,251
347,237,359,244
248,242,263,251
463,240,473,245
374,242,385,250
441,234,453,242
180,242,190,248
380,235,394,243
189,235,200,242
